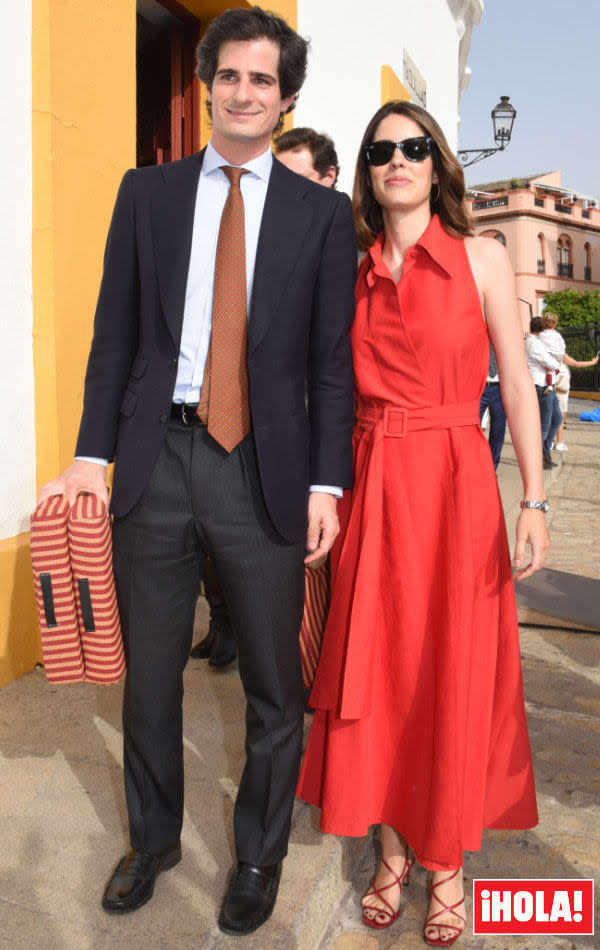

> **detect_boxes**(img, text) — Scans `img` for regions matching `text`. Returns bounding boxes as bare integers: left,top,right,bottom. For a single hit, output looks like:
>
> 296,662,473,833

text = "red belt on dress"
356,399,481,437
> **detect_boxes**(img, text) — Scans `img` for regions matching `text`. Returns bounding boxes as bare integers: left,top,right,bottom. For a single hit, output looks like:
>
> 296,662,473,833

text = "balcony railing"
555,203,572,214
585,267,592,281
472,197,509,211
537,260,546,274
557,263,573,278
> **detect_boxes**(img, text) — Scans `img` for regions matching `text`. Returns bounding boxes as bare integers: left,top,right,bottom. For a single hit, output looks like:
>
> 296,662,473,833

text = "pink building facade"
466,171,600,325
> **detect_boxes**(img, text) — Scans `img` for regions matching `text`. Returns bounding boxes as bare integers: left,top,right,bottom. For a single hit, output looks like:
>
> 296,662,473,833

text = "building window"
494,231,506,246
584,243,592,281
557,237,573,278
537,234,545,274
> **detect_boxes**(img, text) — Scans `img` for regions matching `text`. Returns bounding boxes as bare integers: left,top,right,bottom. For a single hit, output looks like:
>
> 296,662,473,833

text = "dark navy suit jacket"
76,150,357,542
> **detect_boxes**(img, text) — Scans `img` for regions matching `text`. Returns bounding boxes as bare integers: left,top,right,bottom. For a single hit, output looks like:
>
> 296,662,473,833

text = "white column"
0,2,36,538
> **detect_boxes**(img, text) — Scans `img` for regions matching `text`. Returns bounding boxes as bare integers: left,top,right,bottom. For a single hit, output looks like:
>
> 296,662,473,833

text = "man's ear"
281,93,296,114
320,166,337,188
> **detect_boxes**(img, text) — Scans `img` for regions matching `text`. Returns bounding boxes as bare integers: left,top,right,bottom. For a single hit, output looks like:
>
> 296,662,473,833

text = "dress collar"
365,214,457,284
202,140,273,183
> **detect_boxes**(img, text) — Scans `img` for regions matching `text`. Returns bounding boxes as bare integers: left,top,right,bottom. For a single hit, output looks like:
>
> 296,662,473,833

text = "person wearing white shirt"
525,317,562,468
539,310,599,451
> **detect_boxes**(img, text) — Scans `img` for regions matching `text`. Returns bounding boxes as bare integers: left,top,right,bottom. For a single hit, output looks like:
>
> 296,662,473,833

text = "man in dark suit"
37,6,356,936
190,126,342,669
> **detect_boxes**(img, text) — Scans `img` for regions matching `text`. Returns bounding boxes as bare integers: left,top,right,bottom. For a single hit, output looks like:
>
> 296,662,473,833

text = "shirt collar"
365,214,456,283
202,140,273,183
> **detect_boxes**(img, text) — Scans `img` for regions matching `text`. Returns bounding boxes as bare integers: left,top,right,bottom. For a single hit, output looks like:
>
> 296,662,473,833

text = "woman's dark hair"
530,316,543,334
195,6,309,135
353,100,472,252
274,127,340,186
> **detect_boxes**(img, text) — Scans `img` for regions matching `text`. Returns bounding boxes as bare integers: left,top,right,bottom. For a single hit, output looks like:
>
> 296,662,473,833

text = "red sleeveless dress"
297,215,538,871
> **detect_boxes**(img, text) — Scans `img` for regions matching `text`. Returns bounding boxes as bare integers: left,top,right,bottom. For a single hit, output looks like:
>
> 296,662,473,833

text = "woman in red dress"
297,101,549,945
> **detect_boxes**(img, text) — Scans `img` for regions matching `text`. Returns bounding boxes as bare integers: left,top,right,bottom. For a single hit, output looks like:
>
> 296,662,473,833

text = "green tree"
542,288,600,327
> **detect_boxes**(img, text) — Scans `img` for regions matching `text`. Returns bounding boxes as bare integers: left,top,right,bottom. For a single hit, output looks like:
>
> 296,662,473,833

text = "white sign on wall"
403,50,427,108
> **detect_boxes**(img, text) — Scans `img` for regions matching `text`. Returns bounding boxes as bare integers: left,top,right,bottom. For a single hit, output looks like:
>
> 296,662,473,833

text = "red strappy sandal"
423,869,466,946
362,847,415,930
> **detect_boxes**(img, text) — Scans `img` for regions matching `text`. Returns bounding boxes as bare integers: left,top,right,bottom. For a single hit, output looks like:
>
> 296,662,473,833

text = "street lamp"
458,96,517,168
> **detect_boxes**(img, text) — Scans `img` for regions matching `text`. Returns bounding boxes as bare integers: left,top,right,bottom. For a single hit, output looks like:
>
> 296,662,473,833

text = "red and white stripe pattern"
299,560,330,689
67,494,125,684
30,496,85,683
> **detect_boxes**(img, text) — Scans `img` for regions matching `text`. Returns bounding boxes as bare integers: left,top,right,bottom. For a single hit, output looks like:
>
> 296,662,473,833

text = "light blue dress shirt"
77,141,341,498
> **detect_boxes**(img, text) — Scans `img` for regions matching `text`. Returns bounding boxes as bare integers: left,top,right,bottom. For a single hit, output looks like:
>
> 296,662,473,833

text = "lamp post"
458,96,517,168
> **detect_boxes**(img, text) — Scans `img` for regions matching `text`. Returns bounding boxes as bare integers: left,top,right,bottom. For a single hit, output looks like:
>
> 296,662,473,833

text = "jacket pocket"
130,354,148,379
119,388,138,418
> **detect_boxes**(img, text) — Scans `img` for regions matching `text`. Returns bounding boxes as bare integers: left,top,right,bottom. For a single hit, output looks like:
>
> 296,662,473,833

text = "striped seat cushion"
67,494,125,685
30,496,85,683
299,560,330,689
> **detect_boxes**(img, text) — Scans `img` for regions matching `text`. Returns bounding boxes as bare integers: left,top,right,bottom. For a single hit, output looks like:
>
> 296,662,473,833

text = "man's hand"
305,492,339,565
37,460,109,510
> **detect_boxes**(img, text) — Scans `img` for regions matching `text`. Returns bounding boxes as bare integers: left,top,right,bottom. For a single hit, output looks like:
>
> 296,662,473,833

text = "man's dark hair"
274,127,340,187
530,316,543,334
195,6,309,135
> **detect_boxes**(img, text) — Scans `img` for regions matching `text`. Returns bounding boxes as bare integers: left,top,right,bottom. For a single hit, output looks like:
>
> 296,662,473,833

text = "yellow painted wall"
381,64,411,104
5,0,297,687
4,0,137,688
0,536,39,686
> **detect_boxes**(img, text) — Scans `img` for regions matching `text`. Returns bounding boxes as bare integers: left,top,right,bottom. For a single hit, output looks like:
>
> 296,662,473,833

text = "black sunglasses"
363,136,436,166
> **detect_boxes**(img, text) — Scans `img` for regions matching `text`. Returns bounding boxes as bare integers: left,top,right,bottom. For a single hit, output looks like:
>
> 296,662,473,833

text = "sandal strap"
426,870,466,929
362,846,414,921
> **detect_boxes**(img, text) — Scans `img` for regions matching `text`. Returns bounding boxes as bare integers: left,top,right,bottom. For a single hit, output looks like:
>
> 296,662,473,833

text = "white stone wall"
295,0,477,195
0,3,36,537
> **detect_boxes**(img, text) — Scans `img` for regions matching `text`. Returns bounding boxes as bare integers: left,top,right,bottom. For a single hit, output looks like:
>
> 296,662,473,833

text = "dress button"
160,412,167,423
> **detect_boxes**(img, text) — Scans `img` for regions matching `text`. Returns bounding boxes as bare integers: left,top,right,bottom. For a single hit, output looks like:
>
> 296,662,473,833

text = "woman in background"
298,101,548,945
538,310,599,451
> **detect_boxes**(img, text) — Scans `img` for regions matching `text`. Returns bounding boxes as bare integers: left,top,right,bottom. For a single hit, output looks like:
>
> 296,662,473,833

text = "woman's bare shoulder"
465,234,513,290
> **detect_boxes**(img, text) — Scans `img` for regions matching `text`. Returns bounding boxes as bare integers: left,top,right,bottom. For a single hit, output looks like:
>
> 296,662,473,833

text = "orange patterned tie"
198,165,251,452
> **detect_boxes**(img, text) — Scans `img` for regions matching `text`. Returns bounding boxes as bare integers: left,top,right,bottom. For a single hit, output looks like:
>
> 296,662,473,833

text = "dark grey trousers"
112,421,306,865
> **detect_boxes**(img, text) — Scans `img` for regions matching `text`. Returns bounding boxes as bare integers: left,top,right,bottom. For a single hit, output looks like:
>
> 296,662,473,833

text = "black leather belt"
485,380,500,386
170,402,206,425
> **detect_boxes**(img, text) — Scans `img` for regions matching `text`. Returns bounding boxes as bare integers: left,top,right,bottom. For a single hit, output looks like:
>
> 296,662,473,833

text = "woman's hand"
513,509,550,581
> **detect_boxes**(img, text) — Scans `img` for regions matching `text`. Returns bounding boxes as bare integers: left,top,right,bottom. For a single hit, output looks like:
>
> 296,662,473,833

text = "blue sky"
459,0,599,197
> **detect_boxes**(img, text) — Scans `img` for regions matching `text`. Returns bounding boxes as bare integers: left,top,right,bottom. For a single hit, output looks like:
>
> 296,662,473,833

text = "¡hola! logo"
473,879,594,935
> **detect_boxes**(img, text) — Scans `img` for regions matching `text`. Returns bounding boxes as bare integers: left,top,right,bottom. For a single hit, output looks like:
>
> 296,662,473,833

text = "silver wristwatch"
520,499,549,513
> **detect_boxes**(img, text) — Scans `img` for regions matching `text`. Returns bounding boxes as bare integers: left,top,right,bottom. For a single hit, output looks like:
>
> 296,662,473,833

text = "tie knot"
221,165,250,188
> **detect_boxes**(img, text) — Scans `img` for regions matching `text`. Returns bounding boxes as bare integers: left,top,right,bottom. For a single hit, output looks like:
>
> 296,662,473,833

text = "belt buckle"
181,403,195,425
383,406,407,438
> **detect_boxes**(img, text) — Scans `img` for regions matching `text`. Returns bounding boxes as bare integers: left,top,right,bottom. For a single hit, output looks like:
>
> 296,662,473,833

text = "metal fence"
560,324,600,390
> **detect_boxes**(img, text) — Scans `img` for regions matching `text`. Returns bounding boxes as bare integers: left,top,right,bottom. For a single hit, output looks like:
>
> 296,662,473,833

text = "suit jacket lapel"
151,149,205,346
249,158,313,353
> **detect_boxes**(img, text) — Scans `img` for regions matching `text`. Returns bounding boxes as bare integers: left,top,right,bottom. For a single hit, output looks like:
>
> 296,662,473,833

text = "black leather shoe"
218,861,282,935
209,617,237,668
543,454,556,469
190,627,214,659
102,843,181,913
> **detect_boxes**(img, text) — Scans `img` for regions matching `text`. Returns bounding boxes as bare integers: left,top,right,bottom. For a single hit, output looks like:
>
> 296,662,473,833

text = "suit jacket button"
171,356,177,365
160,412,168,423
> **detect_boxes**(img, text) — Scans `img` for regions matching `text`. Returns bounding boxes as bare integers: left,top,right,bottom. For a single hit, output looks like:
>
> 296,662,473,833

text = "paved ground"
319,399,600,950
0,400,598,949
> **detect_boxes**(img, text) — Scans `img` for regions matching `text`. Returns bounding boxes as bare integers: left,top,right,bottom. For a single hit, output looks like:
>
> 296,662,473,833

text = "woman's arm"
563,352,600,369
466,236,549,579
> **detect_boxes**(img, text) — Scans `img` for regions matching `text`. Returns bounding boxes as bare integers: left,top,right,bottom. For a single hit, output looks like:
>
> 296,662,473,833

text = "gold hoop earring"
431,182,440,203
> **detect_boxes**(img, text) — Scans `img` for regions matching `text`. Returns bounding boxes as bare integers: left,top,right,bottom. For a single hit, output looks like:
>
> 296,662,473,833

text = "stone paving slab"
1,401,598,949
318,400,600,949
